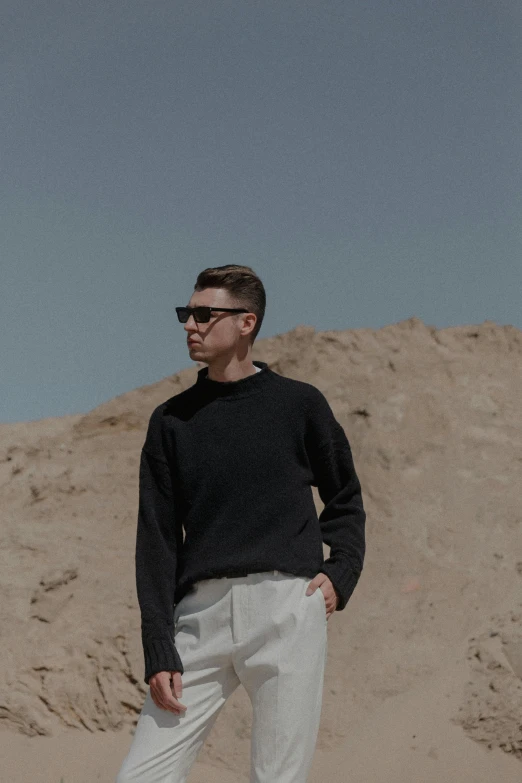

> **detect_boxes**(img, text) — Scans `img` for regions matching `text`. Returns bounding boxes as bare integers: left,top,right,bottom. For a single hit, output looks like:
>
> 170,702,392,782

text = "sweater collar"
195,360,272,399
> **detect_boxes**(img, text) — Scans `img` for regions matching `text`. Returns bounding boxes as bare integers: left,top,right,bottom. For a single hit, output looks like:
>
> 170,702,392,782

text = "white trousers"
116,570,328,783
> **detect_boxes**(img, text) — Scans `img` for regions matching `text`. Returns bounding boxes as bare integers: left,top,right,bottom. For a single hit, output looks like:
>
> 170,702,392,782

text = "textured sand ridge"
0,316,521,782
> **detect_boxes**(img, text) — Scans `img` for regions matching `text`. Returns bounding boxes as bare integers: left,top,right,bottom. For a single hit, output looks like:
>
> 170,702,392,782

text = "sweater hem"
174,562,324,604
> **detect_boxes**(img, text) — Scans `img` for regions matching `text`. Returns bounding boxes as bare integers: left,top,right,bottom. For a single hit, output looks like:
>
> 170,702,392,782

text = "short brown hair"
194,265,266,344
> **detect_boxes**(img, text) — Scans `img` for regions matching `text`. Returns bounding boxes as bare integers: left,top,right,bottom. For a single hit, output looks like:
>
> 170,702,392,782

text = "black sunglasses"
175,306,250,323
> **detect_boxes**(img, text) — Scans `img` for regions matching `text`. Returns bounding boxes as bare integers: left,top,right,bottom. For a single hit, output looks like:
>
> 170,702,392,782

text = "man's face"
184,287,252,362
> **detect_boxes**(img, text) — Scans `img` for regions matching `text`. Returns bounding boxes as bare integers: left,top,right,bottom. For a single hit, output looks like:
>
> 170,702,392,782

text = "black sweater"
136,360,366,683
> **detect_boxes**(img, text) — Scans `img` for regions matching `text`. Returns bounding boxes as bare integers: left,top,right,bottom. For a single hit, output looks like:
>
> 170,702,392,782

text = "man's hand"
306,574,339,620
149,670,187,713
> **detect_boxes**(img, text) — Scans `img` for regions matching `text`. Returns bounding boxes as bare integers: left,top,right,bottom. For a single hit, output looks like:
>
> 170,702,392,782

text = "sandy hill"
1,316,521,783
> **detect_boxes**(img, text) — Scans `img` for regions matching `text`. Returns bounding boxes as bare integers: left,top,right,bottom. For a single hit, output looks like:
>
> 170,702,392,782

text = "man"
116,264,366,783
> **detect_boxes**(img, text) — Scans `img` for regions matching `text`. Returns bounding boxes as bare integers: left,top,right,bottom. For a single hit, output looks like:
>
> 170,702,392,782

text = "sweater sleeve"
305,389,366,611
135,409,184,684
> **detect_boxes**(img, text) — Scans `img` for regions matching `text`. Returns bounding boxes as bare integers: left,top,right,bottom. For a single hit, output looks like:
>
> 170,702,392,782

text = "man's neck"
206,360,258,383
195,361,270,400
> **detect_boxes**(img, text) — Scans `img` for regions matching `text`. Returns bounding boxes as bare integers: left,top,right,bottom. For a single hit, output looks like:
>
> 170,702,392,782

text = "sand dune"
1,316,521,781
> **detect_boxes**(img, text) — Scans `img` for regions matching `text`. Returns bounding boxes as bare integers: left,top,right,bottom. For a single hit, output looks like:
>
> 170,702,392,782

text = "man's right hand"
149,670,187,714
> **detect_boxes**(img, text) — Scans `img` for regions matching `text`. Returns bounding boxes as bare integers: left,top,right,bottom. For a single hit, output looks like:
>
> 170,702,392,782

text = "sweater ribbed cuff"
143,637,184,684
319,560,361,611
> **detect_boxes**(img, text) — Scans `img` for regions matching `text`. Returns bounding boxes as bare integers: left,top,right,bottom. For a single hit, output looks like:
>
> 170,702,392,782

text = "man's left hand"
306,574,339,620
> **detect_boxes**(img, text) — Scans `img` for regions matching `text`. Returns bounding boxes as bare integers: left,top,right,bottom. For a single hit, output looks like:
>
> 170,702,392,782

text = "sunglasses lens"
176,307,212,323
194,307,211,322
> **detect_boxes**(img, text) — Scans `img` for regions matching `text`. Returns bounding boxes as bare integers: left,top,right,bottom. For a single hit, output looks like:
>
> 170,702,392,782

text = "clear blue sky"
2,0,521,423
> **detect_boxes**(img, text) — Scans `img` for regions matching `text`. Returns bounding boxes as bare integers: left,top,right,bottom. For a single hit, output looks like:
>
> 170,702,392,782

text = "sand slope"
1,316,521,781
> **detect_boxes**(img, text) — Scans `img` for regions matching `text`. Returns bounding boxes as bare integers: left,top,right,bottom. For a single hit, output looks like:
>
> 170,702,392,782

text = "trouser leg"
232,571,328,783
115,583,241,783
